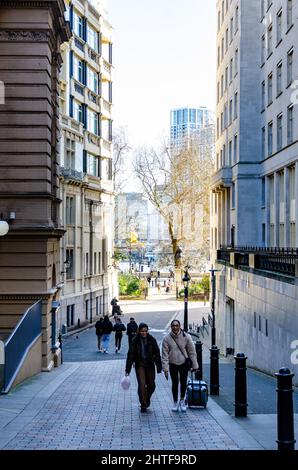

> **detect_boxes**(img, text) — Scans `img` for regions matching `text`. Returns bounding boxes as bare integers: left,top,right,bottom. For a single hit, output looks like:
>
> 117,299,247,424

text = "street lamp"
209,267,220,395
0,218,9,237
209,267,220,347
182,265,191,332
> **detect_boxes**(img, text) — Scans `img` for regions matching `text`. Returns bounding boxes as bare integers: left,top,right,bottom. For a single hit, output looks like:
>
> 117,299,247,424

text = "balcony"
211,166,232,191
101,58,112,82
100,137,112,158
60,167,84,183
100,97,112,119
61,115,84,134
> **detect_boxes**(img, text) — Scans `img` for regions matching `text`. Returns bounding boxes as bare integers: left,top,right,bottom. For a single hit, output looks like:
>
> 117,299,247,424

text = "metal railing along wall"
2,300,42,394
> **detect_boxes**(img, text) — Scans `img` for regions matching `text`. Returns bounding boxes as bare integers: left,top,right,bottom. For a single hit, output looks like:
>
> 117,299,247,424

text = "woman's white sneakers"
172,400,187,412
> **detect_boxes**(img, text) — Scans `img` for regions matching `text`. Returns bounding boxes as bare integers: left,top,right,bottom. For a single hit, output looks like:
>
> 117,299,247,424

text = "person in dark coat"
113,317,126,353
101,315,113,353
126,317,138,348
95,316,104,352
125,323,162,412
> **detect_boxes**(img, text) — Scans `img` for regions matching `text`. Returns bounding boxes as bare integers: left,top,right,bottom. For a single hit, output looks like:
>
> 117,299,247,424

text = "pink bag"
121,375,131,390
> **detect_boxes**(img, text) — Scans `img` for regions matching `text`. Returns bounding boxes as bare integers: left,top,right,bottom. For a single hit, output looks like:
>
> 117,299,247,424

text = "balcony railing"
218,245,298,277
60,167,84,182
74,36,85,52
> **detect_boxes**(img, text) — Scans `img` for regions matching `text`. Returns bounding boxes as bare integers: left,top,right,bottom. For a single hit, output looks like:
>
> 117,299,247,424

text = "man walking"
125,323,162,412
95,316,104,352
113,317,126,353
126,317,138,348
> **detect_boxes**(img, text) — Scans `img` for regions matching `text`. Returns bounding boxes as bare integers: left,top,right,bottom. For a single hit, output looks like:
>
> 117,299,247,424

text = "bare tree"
134,127,214,269
113,126,131,194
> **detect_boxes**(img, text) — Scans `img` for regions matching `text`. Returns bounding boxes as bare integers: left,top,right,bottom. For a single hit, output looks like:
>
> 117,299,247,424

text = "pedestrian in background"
125,323,162,412
162,319,198,412
95,316,104,352
101,315,113,353
126,317,138,348
113,317,126,353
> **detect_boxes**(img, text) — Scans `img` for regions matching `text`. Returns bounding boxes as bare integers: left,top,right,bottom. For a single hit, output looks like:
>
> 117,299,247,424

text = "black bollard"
234,353,248,417
275,367,296,451
196,341,203,380
210,346,220,395
58,333,63,365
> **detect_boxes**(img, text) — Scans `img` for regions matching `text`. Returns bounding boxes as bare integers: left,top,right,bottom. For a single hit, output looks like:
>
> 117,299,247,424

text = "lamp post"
209,267,220,395
182,265,191,332
209,268,219,347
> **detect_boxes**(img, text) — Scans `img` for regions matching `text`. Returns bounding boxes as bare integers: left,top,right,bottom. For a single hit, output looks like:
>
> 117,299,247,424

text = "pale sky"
106,0,217,147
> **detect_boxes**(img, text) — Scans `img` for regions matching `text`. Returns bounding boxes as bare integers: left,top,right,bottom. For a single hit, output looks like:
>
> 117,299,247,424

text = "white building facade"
59,0,116,330
212,0,298,384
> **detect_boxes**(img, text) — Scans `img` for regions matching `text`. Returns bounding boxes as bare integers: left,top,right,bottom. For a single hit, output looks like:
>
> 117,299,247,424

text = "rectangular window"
85,253,89,276
87,24,98,52
230,58,233,82
268,122,273,155
287,0,293,29
221,37,224,60
217,82,220,103
254,312,257,328
73,55,84,83
235,49,239,75
225,66,228,90
268,73,273,104
262,177,266,206
261,35,266,64
267,24,273,56
262,224,266,245
235,6,239,32
87,67,98,94
74,100,83,123
225,28,229,52
262,127,266,159
66,196,75,225
287,105,294,144
74,11,84,39
67,305,75,327
277,62,282,96
66,248,74,280
277,10,282,44
277,114,283,151
261,81,265,111
221,74,224,97
86,153,98,176
259,316,262,332
87,109,98,135
98,252,101,273
231,182,235,208
230,17,234,42
261,0,265,19
265,319,268,337
218,11,221,32
229,99,233,125
234,135,238,163
85,300,89,321
229,140,232,166
234,92,238,119
217,46,220,67
287,48,293,85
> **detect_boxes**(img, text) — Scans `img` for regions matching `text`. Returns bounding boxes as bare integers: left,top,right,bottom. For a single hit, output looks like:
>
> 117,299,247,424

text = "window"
261,0,265,19
276,62,282,96
259,315,262,332
223,144,226,166
276,10,282,44
66,196,75,225
231,182,235,208
267,24,273,56
73,100,83,123
262,127,266,159
222,1,224,23
217,46,220,67
66,249,74,279
261,35,266,64
221,37,224,60
73,56,84,83
265,319,268,337
230,58,233,82
87,24,98,52
87,109,98,135
268,73,273,104
235,49,239,75
287,48,293,85
218,11,221,31
234,92,238,119
86,153,99,176
287,0,293,29
267,0,273,10
94,252,97,274
262,224,266,245
85,253,89,276
225,66,228,90
74,11,84,39
287,105,294,144
261,177,266,206
261,81,265,111
229,140,232,166
217,82,220,103
230,17,234,42
67,305,75,327
277,114,283,151
225,28,229,52
235,6,239,32
234,135,238,163
65,138,75,170
221,112,224,133
87,67,98,93
98,252,101,273
268,121,273,155
229,99,233,125
221,74,224,96
85,300,89,320
254,312,257,328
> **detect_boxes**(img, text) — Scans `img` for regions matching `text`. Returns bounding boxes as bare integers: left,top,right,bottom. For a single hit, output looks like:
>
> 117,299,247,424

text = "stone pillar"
265,175,271,246
0,0,70,371
274,172,279,247
284,167,290,248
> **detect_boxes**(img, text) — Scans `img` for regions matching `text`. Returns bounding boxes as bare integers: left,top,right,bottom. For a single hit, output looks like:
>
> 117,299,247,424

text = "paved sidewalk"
0,359,263,451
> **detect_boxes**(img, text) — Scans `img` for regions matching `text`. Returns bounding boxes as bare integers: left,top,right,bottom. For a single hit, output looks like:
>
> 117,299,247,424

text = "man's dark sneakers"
140,407,147,413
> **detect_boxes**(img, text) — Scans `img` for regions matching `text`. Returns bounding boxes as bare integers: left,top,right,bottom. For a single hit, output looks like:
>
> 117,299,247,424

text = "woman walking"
113,317,126,353
125,323,162,412
162,319,198,412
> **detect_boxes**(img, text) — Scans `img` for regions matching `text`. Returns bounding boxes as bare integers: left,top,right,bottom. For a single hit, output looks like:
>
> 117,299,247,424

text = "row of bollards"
195,343,296,451
234,353,296,450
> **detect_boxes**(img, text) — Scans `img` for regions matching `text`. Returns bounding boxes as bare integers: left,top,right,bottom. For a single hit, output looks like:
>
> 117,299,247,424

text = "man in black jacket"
125,323,162,412
126,317,138,348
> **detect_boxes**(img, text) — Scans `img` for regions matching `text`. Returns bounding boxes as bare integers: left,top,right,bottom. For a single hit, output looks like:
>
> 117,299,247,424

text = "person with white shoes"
162,319,198,412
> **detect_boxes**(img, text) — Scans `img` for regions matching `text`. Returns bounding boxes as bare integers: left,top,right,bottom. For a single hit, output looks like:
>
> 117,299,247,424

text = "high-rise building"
59,0,116,330
170,106,214,152
212,0,298,384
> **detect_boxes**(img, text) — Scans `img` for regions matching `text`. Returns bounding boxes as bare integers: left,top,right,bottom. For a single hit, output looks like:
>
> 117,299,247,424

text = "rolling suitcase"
186,371,208,408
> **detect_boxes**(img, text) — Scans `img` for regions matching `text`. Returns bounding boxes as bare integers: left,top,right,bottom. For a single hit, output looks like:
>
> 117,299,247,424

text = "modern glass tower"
170,106,214,151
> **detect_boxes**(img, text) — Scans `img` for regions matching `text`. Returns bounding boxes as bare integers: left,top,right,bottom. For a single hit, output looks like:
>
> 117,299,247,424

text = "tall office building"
59,0,116,330
212,0,298,384
170,106,214,152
